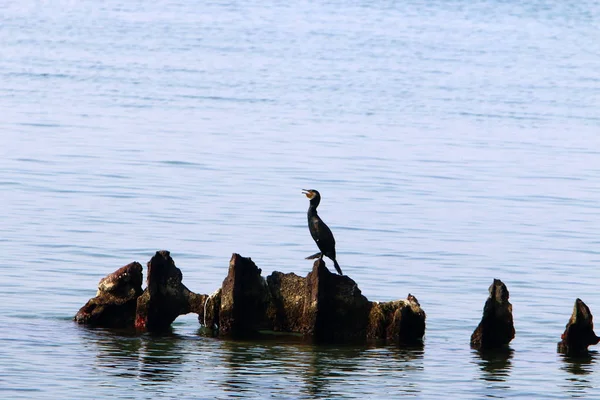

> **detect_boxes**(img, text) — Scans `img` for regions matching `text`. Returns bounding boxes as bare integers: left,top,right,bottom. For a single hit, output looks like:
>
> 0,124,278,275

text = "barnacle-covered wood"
202,256,426,344
368,294,426,344
74,262,143,328
76,251,426,344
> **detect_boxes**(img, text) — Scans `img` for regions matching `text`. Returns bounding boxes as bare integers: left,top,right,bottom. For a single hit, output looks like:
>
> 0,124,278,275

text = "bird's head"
302,189,321,206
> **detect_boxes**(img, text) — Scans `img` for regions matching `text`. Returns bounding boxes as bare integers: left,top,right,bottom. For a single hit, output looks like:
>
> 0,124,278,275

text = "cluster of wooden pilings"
74,251,599,356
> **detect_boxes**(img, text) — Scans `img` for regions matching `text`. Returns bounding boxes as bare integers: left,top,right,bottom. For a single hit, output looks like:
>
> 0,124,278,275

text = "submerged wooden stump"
135,250,205,332
74,262,143,328
198,255,426,344
266,271,306,332
557,298,600,356
218,254,271,337
302,260,372,342
75,250,426,343
470,279,515,350
367,294,426,344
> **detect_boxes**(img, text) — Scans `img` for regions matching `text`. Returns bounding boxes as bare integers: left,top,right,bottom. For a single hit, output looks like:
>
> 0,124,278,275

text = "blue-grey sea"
1,0,600,398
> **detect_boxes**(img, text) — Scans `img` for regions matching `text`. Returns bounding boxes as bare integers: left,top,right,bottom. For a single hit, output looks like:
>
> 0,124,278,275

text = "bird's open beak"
302,189,312,198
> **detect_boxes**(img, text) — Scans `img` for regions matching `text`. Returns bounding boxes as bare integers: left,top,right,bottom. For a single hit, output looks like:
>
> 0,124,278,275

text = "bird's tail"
333,259,343,276
305,252,322,260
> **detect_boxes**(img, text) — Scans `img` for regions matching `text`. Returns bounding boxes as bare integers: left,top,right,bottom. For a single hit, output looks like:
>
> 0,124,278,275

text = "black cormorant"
302,189,343,275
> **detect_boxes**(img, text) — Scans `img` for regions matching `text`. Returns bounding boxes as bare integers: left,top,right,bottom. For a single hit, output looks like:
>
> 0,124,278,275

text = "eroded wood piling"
75,251,426,345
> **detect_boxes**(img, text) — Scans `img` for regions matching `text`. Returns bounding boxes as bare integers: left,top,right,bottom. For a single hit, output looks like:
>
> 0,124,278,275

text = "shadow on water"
559,351,597,397
82,327,186,384
472,347,513,383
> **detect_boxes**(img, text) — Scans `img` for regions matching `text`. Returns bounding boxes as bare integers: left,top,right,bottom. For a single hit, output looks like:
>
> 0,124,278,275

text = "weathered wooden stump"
74,262,143,328
367,294,426,344
75,250,426,344
135,250,205,332
557,298,600,356
218,254,272,337
470,279,515,350
302,260,372,343
266,271,306,332
198,256,426,344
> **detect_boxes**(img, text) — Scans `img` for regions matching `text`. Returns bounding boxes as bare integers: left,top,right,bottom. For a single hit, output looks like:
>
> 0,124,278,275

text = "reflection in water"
370,345,425,397
302,345,366,398
219,340,263,396
473,348,513,383
300,343,425,398
138,332,186,383
217,338,313,397
217,339,425,398
560,351,597,397
81,326,426,398
84,328,142,380
83,328,186,384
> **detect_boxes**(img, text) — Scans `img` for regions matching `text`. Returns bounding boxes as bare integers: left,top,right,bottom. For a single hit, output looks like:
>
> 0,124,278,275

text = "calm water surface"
1,0,600,398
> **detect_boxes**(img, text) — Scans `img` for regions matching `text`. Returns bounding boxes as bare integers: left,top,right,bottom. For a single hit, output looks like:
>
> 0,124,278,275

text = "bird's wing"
316,218,335,245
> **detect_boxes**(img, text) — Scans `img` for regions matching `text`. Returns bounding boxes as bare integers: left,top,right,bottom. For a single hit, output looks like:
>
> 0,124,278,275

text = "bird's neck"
307,204,319,217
